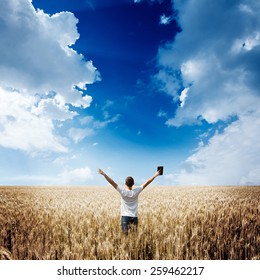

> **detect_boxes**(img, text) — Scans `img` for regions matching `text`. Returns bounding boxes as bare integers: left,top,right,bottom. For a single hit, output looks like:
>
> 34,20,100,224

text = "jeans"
121,216,138,233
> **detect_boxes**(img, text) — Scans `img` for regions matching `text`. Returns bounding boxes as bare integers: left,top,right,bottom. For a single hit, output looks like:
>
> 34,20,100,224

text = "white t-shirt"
116,185,144,217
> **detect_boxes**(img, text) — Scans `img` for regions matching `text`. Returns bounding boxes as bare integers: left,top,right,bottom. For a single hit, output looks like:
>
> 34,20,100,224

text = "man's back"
116,185,143,217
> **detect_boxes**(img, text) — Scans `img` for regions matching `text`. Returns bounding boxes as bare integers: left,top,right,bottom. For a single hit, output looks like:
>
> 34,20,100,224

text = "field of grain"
0,186,259,260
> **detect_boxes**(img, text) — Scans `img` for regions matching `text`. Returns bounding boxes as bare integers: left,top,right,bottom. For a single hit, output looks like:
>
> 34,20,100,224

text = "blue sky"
0,0,260,186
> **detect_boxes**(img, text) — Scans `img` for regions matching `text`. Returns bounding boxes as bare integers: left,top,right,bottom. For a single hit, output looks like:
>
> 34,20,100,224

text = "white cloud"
239,2,260,15
156,0,260,125
0,0,100,99
32,97,77,121
68,113,120,143
0,87,67,152
69,127,95,143
58,166,93,185
6,165,93,185
80,114,120,128
0,0,100,152
94,114,121,129
174,111,260,186
231,31,260,54
179,87,189,107
160,14,172,25
157,110,168,118
52,154,77,165
155,0,260,185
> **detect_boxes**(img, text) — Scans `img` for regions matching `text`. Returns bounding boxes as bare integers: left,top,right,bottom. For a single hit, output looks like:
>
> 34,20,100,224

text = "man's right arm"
98,169,118,189
142,171,160,189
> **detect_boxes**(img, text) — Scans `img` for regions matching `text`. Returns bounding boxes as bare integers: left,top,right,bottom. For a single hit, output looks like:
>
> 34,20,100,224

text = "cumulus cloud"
0,87,67,152
32,95,77,121
155,0,260,185
156,0,260,125
174,112,260,186
0,0,100,152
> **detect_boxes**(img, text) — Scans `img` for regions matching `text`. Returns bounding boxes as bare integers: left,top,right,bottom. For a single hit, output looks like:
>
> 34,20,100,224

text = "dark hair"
125,176,134,187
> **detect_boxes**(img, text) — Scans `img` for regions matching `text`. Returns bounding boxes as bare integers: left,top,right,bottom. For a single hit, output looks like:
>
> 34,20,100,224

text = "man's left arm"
142,171,160,189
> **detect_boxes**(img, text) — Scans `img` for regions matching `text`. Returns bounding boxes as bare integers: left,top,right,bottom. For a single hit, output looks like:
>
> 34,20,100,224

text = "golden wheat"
0,186,259,260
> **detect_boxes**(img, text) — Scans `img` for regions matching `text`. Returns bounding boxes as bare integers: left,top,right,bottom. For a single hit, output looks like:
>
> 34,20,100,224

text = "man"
98,168,161,233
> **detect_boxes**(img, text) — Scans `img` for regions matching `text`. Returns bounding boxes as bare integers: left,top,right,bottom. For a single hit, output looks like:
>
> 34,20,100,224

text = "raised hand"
98,168,105,175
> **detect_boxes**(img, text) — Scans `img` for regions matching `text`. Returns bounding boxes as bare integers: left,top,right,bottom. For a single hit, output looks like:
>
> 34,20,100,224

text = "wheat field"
0,186,259,260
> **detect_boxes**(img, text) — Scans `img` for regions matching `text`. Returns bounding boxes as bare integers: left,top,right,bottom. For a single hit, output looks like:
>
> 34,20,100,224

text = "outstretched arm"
98,169,118,189
142,171,160,189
